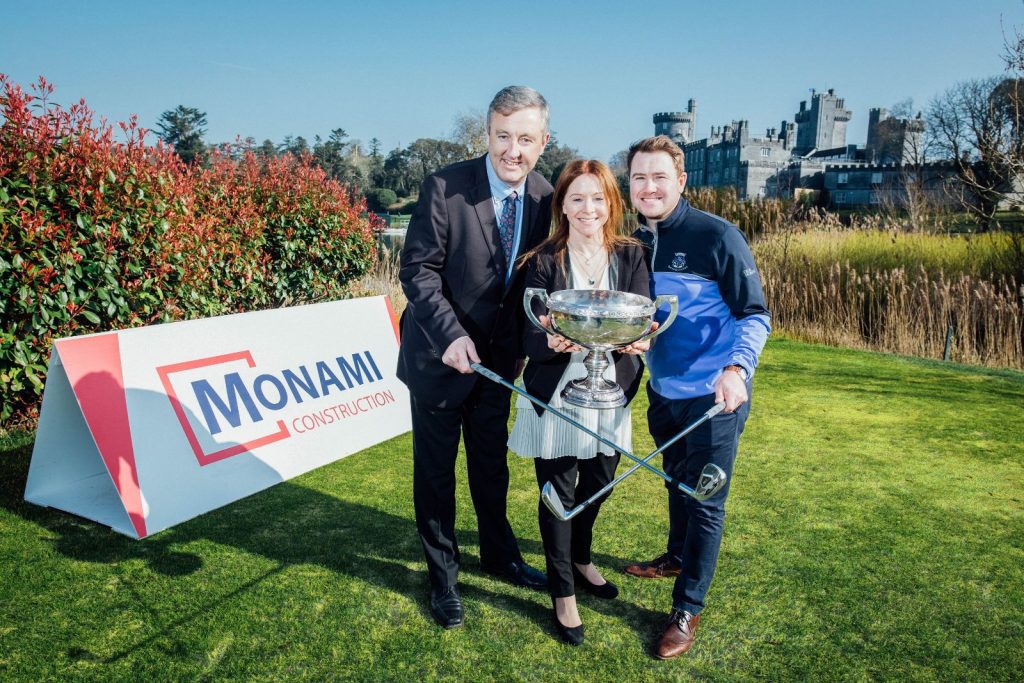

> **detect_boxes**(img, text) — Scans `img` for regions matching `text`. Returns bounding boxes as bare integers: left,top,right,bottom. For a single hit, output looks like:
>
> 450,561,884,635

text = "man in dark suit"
397,86,554,628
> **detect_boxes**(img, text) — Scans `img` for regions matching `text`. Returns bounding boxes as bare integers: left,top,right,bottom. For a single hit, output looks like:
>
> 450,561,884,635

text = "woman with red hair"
510,159,652,645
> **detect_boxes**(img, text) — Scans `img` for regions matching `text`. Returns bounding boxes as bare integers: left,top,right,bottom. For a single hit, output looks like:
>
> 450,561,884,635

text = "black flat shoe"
429,586,464,628
551,598,584,646
481,560,548,591
572,565,618,600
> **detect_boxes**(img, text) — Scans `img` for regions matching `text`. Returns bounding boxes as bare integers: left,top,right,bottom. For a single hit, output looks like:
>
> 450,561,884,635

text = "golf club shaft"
560,402,725,519
470,362,705,496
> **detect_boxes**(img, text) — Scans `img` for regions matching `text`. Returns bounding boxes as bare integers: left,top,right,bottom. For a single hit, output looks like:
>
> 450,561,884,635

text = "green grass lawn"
1,338,1022,681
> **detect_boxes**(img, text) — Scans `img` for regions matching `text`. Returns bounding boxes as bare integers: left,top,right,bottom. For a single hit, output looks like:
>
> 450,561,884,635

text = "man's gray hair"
487,85,549,132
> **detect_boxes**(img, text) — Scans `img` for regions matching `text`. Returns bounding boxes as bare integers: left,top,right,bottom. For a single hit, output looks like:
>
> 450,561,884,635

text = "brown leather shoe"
655,609,701,659
624,552,682,579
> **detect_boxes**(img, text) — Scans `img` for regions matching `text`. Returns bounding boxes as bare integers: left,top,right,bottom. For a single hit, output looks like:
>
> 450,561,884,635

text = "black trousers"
534,452,620,598
411,377,522,590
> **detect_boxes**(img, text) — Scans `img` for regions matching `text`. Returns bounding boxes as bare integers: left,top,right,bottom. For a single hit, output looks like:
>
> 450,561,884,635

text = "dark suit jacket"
521,242,651,415
397,155,554,408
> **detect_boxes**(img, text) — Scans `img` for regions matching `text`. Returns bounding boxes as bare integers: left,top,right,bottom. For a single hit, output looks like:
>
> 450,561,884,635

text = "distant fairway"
1,338,1022,681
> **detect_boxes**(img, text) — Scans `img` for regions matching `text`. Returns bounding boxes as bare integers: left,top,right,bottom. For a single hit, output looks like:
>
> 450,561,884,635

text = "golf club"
470,363,729,518
541,403,725,520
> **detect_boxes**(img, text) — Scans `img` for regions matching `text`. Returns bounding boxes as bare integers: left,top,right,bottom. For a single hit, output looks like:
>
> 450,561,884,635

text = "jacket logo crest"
669,252,687,271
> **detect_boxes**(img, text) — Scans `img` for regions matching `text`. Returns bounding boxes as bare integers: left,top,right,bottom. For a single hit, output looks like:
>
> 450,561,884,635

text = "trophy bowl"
525,288,678,409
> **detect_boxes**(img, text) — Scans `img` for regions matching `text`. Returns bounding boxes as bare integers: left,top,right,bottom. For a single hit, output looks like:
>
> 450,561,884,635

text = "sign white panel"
24,296,410,538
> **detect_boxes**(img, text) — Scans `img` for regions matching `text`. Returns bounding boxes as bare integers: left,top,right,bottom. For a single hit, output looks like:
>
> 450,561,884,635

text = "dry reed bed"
753,226,1024,369
761,261,1023,368
349,244,406,312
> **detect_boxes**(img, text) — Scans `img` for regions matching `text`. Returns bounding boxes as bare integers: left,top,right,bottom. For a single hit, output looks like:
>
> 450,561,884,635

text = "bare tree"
449,109,488,157
927,76,1023,230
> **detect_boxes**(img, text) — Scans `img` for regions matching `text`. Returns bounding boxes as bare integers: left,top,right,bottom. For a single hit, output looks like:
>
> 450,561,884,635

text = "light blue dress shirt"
484,157,526,283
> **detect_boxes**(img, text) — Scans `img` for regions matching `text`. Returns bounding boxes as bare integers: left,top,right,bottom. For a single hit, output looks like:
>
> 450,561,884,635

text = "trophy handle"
634,294,679,343
524,287,558,335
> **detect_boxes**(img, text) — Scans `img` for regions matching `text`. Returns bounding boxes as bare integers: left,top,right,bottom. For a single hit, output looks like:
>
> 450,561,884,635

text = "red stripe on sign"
385,296,400,343
56,334,148,538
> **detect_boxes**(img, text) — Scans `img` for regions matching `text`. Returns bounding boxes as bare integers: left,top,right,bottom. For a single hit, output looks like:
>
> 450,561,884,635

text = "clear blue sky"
3,0,1020,162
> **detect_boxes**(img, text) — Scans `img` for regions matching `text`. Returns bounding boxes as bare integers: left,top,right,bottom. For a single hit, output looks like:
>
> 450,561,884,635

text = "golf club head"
540,481,570,520
692,463,727,500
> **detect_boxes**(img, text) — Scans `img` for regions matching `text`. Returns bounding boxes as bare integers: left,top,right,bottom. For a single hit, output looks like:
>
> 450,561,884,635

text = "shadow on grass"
1,437,663,661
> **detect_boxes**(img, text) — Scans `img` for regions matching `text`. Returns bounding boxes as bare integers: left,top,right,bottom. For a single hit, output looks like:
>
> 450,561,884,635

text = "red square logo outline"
156,351,290,466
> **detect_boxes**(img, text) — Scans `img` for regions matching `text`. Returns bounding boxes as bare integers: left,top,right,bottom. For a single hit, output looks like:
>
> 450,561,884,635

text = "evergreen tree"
156,105,208,164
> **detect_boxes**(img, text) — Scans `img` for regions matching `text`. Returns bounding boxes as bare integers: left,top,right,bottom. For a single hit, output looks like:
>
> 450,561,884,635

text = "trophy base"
560,377,626,410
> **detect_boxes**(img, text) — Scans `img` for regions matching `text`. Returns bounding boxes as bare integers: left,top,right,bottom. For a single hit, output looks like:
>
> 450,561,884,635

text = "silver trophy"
524,288,679,409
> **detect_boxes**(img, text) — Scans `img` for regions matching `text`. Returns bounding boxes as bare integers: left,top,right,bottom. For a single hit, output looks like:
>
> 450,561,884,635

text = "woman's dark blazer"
521,241,651,416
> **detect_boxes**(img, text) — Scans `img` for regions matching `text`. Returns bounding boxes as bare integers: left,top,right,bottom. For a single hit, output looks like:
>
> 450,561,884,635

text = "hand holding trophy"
524,287,678,409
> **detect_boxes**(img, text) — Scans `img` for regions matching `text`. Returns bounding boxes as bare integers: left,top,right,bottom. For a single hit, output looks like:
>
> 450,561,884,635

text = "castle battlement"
653,99,697,145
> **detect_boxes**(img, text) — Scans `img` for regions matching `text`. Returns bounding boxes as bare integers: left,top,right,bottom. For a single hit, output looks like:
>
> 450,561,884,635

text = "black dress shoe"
572,564,619,600
481,560,548,591
429,586,463,628
551,598,584,646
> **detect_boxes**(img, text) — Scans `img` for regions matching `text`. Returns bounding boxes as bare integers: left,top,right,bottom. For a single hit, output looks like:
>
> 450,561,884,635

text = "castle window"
834,191,847,203
871,172,883,184
761,147,771,157
838,173,849,185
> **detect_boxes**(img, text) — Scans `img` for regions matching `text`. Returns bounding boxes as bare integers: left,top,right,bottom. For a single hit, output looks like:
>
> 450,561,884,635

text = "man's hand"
441,336,480,374
539,315,581,353
622,321,659,355
714,369,748,413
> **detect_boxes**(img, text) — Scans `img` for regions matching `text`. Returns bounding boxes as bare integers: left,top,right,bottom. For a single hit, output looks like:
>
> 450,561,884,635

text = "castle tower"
793,88,852,156
866,108,886,151
653,99,697,145
866,107,926,164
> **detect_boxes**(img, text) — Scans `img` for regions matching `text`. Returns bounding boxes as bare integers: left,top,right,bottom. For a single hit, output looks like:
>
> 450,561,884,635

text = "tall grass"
755,229,1024,369
686,186,796,240
756,228,1024,281
762,261,1023,367
349,243,406,312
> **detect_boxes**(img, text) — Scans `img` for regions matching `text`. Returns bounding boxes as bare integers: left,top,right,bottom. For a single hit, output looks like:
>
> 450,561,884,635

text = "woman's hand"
539,315,582,353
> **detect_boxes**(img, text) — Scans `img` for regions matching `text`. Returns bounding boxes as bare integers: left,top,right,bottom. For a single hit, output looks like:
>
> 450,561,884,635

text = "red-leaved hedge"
0,76,382,425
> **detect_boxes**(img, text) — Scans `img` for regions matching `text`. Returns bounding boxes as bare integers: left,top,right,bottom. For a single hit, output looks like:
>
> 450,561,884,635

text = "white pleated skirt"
508,350,632,460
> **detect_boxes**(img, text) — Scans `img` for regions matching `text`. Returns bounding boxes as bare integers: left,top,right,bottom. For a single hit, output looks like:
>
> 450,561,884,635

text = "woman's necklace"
568,243,607,287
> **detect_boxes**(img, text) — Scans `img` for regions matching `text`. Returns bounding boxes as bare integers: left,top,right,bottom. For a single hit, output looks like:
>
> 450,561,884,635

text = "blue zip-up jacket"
634,198,771,399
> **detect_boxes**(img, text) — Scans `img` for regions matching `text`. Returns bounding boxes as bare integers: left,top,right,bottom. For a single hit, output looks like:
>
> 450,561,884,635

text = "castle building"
682,119,795,199
823,160,961,210
655,88,942,207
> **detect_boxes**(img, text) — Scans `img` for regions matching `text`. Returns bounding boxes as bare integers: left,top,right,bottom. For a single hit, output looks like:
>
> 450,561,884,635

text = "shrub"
364,187,397,213
0,76,382,425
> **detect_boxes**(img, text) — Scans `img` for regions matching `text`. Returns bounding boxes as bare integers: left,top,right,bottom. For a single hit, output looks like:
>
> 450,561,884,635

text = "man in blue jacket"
624,135,771,659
